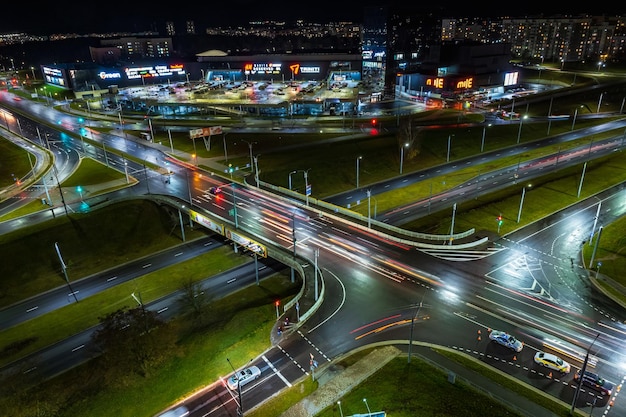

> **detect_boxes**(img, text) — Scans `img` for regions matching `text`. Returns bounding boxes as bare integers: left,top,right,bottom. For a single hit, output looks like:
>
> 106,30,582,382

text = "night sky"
4,2,625,35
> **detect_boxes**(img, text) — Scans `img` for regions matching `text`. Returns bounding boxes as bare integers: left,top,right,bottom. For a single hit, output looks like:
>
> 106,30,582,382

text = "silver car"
227,365,261,391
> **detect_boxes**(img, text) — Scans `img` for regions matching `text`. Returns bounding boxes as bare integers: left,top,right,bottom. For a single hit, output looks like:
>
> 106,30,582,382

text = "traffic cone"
548,372,553,378
513,356,517,361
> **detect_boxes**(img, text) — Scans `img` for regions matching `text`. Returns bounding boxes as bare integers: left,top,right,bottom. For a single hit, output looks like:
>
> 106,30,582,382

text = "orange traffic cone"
548,372,553,378
513,356,517,361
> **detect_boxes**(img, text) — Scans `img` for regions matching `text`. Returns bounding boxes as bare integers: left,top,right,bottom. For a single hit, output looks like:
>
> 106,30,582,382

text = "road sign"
306,184,312,196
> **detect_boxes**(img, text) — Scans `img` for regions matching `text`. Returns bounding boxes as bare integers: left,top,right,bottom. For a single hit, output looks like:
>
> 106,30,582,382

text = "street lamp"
356,156,362,189
226,358,243,417
242,139,256,173
481,124,491,152
597,92,604,113
288,170,297,190
363,398,371,416
366,189,372,228
517,184,531,223
399,142,409,174
570,334,600,415
337,401,344,417
597,61,603,72
117,107,125,137
304,169,310,206
253,155,260,187
516,115,527,144
447,134,454,162
223,132,229,162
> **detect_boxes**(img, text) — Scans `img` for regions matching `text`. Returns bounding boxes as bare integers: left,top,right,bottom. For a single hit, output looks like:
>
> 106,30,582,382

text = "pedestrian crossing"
417,245,506,261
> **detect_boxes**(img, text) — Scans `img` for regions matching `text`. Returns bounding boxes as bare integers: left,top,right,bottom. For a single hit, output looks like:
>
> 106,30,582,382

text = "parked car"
533,351,571,374
488,330,523,352
574,370,615,396
227,366,261,391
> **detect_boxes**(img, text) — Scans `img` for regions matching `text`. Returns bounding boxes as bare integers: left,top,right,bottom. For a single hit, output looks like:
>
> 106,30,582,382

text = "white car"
227,365,261,391
533,351,571,374
488,330,523,352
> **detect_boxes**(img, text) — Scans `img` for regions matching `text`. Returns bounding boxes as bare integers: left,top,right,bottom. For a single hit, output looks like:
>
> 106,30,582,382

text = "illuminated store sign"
300,66,320,74
125,64,186,80
426,77,444,89
456,78,473,89
42,67,63,77
504,72,519,86
98,71,122,80
244,63,282,75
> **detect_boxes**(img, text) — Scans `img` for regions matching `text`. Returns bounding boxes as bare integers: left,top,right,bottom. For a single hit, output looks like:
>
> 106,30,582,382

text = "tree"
178,278,213,328
396,117,423,161
92,306,173,378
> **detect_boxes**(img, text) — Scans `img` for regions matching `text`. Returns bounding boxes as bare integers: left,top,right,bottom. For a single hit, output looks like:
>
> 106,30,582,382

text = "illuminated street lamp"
288,170,297,190
363,398,371,416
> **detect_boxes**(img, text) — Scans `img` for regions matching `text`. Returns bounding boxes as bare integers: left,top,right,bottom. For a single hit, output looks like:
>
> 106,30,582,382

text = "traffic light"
275,300,280,307
497,214,503,226
370,119,379,135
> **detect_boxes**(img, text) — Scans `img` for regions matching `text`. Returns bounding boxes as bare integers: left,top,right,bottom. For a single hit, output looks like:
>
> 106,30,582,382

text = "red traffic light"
275,300,280,307
371,119,377,125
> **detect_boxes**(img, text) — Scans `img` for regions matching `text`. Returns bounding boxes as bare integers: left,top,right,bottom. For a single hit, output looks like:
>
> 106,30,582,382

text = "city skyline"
4,2,619,36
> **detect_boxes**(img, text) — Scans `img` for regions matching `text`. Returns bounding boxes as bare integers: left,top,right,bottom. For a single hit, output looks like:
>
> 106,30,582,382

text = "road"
1,89,626,417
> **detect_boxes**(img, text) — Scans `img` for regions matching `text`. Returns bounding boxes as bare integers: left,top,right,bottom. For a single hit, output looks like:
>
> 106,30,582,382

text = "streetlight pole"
304,169,310,206
117,107,125,137
223,132,229,162
231,185,239,229
571,107,578,131
356,156,362,189
337,401,344,417
54,242,78,303
363,398,371,416
243,140,255,173
589,200,602,245
288,170,297,190
597,92,604,113
399,143,408,174
253,155,260,187
589,226,603,269
448,203,457,244
570,333,600,415
517,115,525,144
481,124,490,153
517,186,527,223
447,134,454,162
226,358,244,417
407,293,425,364
367,190,371,228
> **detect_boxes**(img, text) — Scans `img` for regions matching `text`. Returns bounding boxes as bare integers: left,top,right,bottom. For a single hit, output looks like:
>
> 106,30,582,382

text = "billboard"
189,126,223,139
